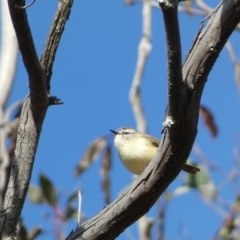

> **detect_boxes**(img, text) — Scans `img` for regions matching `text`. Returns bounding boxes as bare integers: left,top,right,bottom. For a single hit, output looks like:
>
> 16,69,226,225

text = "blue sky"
3,0,240,239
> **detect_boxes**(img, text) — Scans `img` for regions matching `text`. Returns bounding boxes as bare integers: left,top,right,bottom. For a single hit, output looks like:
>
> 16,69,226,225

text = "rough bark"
66,1,240,239
0,0,74,238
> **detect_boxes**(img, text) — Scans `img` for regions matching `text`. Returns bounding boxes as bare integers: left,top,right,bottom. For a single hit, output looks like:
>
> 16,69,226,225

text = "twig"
77,191,82,227
225,42,237,65
201,195,228,219
129,0,152,133
3,100,23,123
195,0,213,14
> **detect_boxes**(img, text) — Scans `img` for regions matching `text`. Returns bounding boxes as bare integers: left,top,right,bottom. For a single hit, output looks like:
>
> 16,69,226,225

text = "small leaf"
39,173,57,206
100,146,112,176
200,105,218,137
186,165,209,188
28,185,44,204
74,137,107,177
186,166,217,199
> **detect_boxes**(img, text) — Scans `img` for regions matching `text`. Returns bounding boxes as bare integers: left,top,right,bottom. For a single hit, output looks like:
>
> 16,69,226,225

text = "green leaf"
64,205,78,220
186,166,210,188
28,185,44,204
39,173,57,206
186,166,217,199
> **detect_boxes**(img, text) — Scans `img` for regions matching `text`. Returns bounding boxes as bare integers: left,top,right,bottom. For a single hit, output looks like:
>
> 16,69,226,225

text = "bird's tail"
182,163,200,174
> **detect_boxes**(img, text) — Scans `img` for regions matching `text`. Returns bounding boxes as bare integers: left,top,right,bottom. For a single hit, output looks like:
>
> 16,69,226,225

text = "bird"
110,126,200,175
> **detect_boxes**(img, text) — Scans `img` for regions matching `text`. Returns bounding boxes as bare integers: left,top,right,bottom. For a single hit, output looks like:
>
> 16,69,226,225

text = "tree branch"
129,0,152,133
0,0,75,238
7,0,48,114
66,1,240,239
40,0,74,91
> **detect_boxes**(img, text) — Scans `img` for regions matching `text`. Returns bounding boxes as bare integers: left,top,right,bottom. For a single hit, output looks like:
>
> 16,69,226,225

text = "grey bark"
66,1,240,239
0,0,74,238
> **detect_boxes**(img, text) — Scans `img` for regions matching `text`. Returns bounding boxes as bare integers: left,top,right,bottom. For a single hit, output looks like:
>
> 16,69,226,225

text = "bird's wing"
149,137,160,148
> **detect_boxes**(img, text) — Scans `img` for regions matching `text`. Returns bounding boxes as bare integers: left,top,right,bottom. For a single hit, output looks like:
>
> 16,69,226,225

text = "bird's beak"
110,129,118,135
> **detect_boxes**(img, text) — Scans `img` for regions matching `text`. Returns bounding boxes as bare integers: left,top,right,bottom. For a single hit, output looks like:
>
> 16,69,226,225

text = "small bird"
110,126,200,175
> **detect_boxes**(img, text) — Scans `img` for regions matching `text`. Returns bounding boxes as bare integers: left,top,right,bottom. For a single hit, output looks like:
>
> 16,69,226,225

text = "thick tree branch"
159,0,184,127
0,0,74,238
66,1,240,239
40,0,74,91
7,0,48,114
0,0,48,238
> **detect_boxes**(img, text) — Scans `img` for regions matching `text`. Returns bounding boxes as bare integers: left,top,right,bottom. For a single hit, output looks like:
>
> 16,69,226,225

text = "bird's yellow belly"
118,141,157,175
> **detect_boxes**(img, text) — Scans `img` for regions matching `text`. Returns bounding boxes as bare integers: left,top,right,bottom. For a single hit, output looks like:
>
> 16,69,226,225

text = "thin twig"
195,0,213,14
77,191,82,227
3,100,23,123
225,42,237,65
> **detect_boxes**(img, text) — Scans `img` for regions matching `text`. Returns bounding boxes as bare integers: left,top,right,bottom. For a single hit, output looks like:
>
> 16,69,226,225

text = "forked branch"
66,1,240,239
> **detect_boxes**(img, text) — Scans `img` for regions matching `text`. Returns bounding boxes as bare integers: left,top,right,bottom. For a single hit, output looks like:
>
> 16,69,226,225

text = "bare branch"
66,1,240,239
159,0,183,122
195,0,240,30
8,0,48,111
40,0,74,91
151,1,206,16
0,0,75,238
0,101,22,208
129,0,152,133
3,100,23,123
225,41,237,64
225,42,240,95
